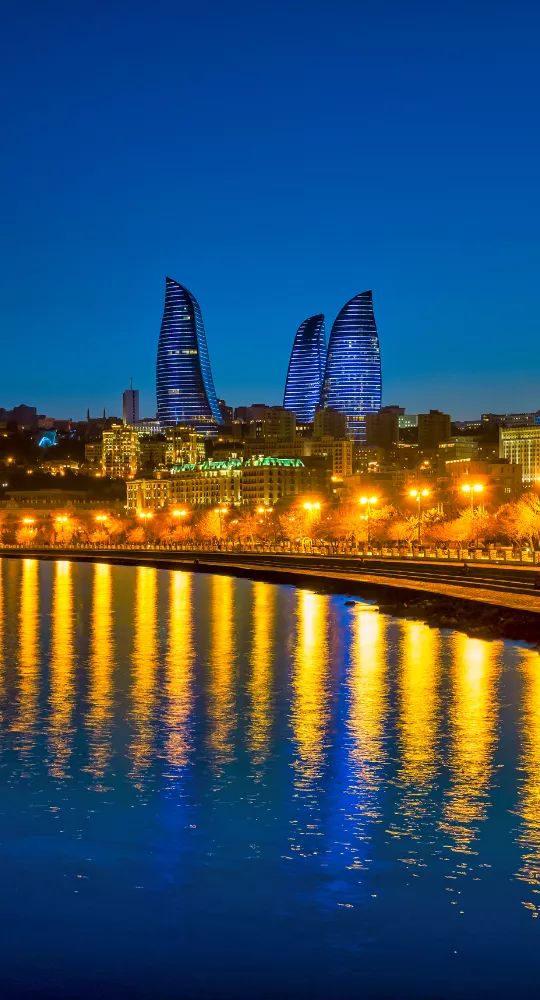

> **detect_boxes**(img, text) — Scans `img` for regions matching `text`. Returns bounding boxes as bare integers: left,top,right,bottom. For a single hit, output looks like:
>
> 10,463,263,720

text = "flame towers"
156,277,223,432
283,314,326,421
320,290,382,442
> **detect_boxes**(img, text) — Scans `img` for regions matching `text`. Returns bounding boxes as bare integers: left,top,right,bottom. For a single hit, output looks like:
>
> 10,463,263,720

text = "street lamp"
22,517,35,525
359,495,378,545
303,501,321,512
137,511,152,542
172,509,187,518
214,506,228,538
409,489,430,544
461,482,484,511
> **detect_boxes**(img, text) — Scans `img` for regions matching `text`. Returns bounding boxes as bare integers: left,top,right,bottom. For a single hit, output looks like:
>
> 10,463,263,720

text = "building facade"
320,290,382,442
242,457,305,506
102,425,140,479
499,426,540,482
314,407,347,439
122,388,139,425
283,314,326,422
418,410,451,450
156,277,223,433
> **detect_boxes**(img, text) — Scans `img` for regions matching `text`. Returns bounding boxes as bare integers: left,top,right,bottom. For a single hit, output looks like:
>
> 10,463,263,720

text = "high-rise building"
156,277,223,433
283,314,326,421
366,406,402,451
320,290,382,442
499,426,540,482
102,425,140,479
123,387,139,425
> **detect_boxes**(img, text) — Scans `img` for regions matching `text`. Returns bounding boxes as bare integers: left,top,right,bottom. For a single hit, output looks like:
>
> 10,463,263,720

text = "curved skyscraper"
283,314,326,422
321,290,382,442
156,277,223,432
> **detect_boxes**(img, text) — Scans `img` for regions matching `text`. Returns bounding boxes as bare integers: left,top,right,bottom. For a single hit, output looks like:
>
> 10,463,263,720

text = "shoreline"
2,546,540,648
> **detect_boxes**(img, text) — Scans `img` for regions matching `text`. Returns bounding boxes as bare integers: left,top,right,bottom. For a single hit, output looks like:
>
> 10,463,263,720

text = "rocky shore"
374,594,540,646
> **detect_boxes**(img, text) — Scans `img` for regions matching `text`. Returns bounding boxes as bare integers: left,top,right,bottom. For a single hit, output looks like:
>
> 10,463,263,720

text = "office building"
283,314,326,422
123,387,139,425
320,290,382,442
156,277,223,433
249,406,296,441
499,426,540,482
418,410,451,450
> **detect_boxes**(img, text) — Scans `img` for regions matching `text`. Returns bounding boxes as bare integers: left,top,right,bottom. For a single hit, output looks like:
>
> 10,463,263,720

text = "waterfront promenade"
2,543,540,616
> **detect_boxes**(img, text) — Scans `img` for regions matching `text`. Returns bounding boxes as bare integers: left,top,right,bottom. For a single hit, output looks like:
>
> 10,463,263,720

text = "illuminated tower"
283,314,326,422
156,277,223,432
320,290,382,442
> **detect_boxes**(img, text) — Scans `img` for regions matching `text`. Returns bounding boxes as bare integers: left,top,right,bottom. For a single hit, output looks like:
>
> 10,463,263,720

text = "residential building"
314,407,347,439
249,406,296,441
242,457,305,505
354,445,386,474
366,406,400,451
126,478,171,512
123,387,139,425
84,442,102,466
165,426,205,465
445,458,523,498
483,410,540,428
499,426,540,482
218,399,233,423
418,410,451,450
139,438,167,471
131,419,162,437
311,436,353,479
283,314,326,422
102,425,140,478
156,276,223,433
320,290,382,442
169,459,243,507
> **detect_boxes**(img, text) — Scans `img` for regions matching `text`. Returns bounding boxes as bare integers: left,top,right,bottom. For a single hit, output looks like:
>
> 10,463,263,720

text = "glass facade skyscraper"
283,314,326,422
156,277,223,432
321,290,382,442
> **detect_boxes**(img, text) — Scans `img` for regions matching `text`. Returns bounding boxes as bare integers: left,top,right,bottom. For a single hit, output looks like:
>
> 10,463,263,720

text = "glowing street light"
409,488,430,544
138,510,153,541
214,506,228,538
359,495,378,545
172,509,187,518
22,517,35,525
461,482,484,510
95,514,108,524
303,501,321,512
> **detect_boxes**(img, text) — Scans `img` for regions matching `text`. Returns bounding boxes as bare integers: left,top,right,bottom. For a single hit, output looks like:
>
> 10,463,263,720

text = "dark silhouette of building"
366,405,403,451
156,277,222,433
418,409,451,450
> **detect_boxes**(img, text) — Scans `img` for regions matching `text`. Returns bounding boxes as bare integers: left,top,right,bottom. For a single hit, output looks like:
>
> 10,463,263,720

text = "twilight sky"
1,0,539,420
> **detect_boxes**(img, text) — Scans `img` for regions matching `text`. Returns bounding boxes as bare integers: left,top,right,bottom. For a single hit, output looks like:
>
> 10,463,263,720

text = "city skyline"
1,4,538,420
283,313,326,422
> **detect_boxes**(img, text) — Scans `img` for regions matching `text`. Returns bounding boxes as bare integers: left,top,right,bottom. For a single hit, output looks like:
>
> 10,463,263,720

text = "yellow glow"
172,509,187,517
347,608,387,853
130,566,158,787
391,621,440,839
12,559,40,755
137,511,152,520
165,571,194,771
96,514,108,523
515,648,540,900
86,562,114,781
22,518,35,525
208,575,236,765
441,634,500,853
47,561,75,779
292,590,329,787
248,582,274,774
303,502,312,510
55,515,68,524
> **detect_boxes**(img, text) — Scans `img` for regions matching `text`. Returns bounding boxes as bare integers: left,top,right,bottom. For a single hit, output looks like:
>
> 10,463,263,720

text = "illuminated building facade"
102,425,140,479
156,277,223,433
321,290,382,442
242,456,305,506
499,426,540,483
283,314,326,421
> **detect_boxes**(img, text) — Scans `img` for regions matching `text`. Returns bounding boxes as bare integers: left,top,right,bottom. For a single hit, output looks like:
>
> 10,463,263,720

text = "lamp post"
409,488,430,544
359,495,378,546
138,511,152,543
214,506,228,539
55,515,69,545
172,509,188,519
461,482,484,512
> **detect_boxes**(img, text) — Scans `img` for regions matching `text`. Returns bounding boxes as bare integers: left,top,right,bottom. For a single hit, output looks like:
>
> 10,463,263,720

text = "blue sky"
1,0,538,419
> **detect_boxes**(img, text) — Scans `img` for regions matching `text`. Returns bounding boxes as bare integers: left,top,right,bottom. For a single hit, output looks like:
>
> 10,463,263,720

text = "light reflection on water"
0,557,539,999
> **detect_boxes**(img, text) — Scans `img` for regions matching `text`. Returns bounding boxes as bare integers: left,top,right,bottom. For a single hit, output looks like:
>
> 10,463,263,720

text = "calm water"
0,558,539,999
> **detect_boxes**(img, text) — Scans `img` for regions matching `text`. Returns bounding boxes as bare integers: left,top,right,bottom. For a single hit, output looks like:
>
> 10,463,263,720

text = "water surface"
0,557,539,998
